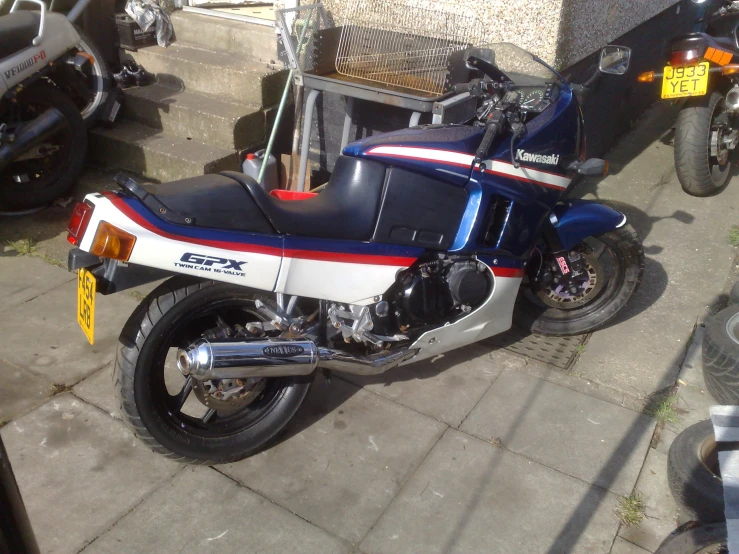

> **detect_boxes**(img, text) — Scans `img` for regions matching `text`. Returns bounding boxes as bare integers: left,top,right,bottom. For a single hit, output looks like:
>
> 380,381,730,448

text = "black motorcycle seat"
0,12,40,61
222,155,387,241
141,174,275,234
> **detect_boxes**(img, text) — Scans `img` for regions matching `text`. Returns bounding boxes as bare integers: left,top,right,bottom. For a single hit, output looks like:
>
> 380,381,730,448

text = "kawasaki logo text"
516,150,560,166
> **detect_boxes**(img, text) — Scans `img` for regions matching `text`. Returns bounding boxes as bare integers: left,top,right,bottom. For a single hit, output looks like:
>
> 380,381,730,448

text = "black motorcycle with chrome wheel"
639,0,739,196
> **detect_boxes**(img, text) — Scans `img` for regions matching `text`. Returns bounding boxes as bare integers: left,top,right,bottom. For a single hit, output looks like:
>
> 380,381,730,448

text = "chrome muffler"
727,86,739,111
176,339,417,380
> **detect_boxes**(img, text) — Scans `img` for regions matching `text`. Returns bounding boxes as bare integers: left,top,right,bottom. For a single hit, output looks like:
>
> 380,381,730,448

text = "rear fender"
68,248,171,295
552,200,627,251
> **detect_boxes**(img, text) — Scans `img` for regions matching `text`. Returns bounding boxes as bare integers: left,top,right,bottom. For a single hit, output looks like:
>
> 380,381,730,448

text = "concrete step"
90,120,240,183
122,83,268,150
170,10,278,62
124,42,287,105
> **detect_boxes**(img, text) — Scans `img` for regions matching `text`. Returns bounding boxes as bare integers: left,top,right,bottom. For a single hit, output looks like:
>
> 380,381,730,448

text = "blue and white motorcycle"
67,43,643,464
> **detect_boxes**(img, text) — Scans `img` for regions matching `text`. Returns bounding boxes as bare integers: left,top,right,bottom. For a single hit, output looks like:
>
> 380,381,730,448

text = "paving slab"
521,358,645,413
221,377,447,543
655,327,714,456
618,448,680,552
611,537,651,554
0,255,74,313
83,466,349,554
460,370,656,496
361,428,621,554
0,281,139,384
343,344,517,428
573,102,737,399
72,364,120,419
0,394,180,554
0,360,53,422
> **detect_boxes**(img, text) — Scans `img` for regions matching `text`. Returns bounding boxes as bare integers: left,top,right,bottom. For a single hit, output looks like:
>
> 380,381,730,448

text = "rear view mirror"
599,45,631,75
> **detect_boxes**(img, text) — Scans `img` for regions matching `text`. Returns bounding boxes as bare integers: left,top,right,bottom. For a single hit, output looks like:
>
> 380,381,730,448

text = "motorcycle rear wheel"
115,276,313,465
0,83,87,211
514,224,644,336
674,91,733,197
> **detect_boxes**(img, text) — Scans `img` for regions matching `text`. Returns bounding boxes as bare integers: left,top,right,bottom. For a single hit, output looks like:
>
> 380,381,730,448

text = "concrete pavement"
0,100,736,553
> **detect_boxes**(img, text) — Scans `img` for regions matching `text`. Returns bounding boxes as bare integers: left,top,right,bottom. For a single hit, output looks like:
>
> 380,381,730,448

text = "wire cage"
335,0,485,96
276,3,335,76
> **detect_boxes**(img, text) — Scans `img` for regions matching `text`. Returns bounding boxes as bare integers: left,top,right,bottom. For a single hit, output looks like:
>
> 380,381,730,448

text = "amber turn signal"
722,65,739,75
89,221,136,262
637,71,655,83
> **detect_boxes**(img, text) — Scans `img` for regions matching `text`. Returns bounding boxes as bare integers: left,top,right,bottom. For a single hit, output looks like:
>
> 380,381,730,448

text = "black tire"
114,277,313,465
74,27,113,126
654,523,727,554
675,91,733,197
729,282,739,306
703,304,739,405
667,420,724,523
514,224,644,336
0,83,87,211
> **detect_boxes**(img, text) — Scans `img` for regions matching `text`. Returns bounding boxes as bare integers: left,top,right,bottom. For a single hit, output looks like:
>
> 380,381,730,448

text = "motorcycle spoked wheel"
0,83,87,212
68,27,113,126
115,277,313,465
514,224,644,336
674,91,734,197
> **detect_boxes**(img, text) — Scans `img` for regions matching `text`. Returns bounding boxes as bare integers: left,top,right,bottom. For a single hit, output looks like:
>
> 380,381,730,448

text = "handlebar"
452,82,476,93
476,118,502,163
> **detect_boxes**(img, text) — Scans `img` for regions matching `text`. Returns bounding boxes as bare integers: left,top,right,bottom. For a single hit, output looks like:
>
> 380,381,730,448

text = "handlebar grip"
476,123,498,162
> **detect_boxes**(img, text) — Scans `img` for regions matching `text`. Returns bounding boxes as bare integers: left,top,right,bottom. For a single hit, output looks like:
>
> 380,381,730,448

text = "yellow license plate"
77,268,96,345
662,62,710,99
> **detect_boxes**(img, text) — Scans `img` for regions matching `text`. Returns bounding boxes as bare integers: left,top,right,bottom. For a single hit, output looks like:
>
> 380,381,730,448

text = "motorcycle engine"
392,257,491,329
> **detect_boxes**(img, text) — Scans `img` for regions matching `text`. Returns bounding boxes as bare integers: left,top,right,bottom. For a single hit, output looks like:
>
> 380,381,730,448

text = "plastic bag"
125,0,174,48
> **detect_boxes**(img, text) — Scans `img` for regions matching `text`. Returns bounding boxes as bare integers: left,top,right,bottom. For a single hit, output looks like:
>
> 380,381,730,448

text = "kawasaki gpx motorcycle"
639,0,739,196
67,43,643,464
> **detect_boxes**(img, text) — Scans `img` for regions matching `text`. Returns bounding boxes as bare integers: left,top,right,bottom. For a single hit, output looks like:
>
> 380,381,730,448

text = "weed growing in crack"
616,492,645,527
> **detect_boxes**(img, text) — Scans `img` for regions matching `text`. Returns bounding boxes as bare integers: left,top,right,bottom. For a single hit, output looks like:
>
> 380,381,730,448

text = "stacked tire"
655,298,739,552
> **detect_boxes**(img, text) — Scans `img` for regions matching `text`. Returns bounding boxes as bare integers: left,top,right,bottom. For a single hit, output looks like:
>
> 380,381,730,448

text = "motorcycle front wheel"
115,277,313,465
514,224,644,336
0,83,87,211
674,91,734,197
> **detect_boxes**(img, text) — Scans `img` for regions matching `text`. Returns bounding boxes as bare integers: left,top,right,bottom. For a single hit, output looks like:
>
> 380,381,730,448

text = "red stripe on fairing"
283,248,417,266
103,193,418,267
366,147,475,169
483,169,566,191
492,267,526,278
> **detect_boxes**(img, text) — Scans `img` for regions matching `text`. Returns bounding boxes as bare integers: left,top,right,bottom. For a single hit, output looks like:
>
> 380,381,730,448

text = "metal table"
297,72,474,191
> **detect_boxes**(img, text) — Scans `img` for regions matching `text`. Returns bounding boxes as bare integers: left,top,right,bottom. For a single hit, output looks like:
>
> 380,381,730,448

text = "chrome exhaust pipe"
177,339,418,380
727,86,739,111
177,339,319,380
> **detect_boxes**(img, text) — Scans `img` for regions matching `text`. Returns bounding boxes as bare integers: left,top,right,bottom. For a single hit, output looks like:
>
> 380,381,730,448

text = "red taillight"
67,202,94,246
670,49,700,67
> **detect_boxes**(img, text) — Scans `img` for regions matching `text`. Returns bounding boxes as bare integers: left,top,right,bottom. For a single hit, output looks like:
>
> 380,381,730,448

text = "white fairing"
0,13,80,94
405,266,522,364
274,257,402,304
80,194,408,303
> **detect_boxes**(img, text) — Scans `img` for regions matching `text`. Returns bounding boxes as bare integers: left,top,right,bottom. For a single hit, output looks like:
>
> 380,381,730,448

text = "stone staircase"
91,10,287,183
